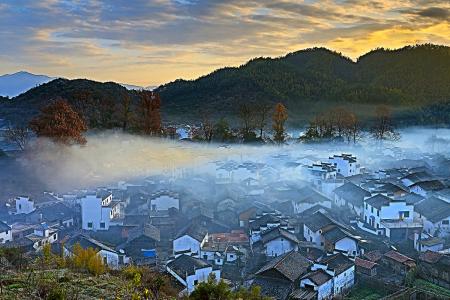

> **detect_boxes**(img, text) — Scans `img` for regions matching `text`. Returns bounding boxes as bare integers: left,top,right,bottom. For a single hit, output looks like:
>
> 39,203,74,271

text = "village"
0,138,450,300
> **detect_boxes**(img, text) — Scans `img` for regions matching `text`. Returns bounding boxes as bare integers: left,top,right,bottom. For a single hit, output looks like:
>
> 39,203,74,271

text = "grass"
345,285,386,300
414,279,450,298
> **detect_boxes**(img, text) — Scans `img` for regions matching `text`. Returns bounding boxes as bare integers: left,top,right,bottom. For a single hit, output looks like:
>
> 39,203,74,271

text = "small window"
19,204,22,209
442,220,449,225
53,234,56,239
87,222,93,228
194,280,198,285
100,222,106,229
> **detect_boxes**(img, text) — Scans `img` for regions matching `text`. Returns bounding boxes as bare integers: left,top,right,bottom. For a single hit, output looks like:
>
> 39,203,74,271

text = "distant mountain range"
0,44,449,127
0,71,153,98
0,71,55,98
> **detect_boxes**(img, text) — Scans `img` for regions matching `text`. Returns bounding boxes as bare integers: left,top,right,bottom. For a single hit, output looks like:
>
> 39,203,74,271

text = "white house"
303,211,336,248
414,232,444,253
166,255,220,295
25,223,58,251
249,213,289,244
81,192,120,231
64,235,119,269
260,227,299,257
414,197,450,237
300,269,333,300
292,187,332,214
173,225,208,257
361,194,420,240
310,253,355,297
333,182,371,216
322,226,361,257
0,221,12,243
15,196,35,214
329,154,360,177
149,190,180,212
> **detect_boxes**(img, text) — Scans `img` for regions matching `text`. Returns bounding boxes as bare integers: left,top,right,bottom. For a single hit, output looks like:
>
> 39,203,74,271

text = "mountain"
0,44,449,127
156,44,450,123
0,71,55,98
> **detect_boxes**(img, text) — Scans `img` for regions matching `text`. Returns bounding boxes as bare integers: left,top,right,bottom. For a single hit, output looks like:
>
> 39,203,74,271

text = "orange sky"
0,1,448,86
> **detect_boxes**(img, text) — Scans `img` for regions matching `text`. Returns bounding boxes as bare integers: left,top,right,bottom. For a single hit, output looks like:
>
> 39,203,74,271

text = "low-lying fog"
2,127,450,195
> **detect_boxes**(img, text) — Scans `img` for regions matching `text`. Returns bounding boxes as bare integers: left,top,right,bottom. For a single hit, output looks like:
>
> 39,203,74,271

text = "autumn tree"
119,92,133,130
272,103,288,144
213,118,234,143
2,125,31,150
370,105,400,141
29,98,88,145
138,90,162,136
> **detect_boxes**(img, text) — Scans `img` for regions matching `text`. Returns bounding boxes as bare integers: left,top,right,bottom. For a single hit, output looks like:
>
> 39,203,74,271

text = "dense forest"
0,44,449,127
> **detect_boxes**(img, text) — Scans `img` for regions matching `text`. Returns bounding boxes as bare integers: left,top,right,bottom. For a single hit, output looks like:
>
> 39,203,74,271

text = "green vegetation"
345,284,387,300
0,44,449,127
414,279,450,298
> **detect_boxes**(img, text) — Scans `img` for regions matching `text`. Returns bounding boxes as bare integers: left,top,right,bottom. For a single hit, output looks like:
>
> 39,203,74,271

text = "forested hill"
156,44,449,122
1,44,449,126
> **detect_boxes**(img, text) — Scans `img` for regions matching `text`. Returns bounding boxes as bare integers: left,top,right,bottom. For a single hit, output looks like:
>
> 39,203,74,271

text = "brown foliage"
29,98,88,145
138,91,162,135
272,102,288,143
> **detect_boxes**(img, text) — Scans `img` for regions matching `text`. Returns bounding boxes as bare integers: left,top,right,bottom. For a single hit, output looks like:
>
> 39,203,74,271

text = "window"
310,237,313,242
53,234,56,239
194,280,198,285
403,211,410,218
371,207,374,213
442,220,449,225
87,222,93,228
100,222,106,229
19,204,22,209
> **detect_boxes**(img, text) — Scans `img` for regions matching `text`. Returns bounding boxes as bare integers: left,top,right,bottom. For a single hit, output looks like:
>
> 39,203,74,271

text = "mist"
11,127,450,194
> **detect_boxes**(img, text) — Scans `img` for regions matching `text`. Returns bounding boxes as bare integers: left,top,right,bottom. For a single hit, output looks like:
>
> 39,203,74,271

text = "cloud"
0,0,448,86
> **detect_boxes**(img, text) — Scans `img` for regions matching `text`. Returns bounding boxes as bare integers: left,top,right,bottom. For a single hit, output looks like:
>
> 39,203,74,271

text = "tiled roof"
301,269,332,286
261,227,299,245
415,197,450,223
167,255,211,278
365,194,392,209
355,257,377,269
384,250,414,264
334,182,370,206
318,253,353,275
303,211,335,232
256,251,311,282
419,250,444,264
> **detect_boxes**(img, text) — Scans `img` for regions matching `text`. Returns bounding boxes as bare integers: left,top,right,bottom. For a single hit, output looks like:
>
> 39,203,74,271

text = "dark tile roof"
318,253,353,275
251,277,292,300
301,269,332,286
364,250,382,262
365,194,392,209
261,227,299,245
411,180,445,191
415,197,450,223
397,193,425,205
383,250,414,264
290,289,317,300
167,255,210,278
65,235,117,253
401,171,434,184
175,223,208,242
377,183,407,194
355,257,377,269
322,226,355,244
256,251,311,282
249,214,286,231
29,202,75,223
0,221,11,232
334,182,371,206
419,250,445,264
303,211,334,232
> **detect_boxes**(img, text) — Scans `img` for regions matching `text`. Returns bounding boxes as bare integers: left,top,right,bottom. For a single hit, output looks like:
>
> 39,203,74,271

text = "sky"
0,0,449,87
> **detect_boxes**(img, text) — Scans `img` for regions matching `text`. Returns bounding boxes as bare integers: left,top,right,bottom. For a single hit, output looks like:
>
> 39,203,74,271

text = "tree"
213,118,233,143
200,110,214,142
342,112,362,144
370,105,400,141
119,92,133,130
2,125,31,150
138,91,162,136
255,103,272,139
29,98,88,145
272,103,288,144
238,103,256,142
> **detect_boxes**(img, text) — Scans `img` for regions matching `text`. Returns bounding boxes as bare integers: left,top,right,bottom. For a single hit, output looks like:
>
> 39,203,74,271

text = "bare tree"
3,125,31,150
238,103,256,138
370,105,400,141
200,110,214,142
255,103,272,138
